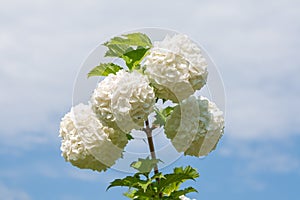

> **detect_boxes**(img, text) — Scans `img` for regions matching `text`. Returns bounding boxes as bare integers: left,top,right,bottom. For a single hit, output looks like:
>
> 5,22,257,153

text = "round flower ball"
59,103,127,171
144,34,208,102
164,96,224,157
91,70,155,132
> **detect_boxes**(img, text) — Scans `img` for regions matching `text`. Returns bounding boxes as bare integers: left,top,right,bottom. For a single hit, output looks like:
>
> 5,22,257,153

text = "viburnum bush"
59,32,224,200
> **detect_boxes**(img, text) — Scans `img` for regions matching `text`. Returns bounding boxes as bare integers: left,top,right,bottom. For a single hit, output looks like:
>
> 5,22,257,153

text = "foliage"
126,133,134,141
122,47,150,70
108,162,199,200
76,31,224,200
153,106,174,127
130,157,162,173
103,32,152,58
87,63,123,77
87,32,152,78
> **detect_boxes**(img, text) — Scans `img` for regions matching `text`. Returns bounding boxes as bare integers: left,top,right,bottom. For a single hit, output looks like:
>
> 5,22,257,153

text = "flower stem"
144,120,159,175
144,119,163,198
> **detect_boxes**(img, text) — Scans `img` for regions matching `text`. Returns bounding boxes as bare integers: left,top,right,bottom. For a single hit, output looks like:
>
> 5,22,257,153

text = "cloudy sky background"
1,0,300,199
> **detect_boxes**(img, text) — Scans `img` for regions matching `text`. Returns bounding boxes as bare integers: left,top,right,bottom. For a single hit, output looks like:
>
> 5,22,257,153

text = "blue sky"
1,0,300,199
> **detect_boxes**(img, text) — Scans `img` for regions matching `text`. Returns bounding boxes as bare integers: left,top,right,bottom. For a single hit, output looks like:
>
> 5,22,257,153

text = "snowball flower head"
165,96,224,157
59,103,127,171
91,70,155,132
144,34,208,102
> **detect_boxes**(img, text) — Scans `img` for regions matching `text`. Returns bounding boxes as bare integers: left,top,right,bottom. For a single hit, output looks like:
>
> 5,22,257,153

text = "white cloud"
0,182,31,200
226,86,300,140
0,157,121,185
196,0,300,140
247,153,300,173
220,140,300,174
218,138,300,191
65,168,101,182
0,0,299,155
0,3,300,199
244,178,266,191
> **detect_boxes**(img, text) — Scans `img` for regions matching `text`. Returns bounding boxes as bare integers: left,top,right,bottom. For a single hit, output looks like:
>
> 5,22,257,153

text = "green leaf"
87,63,122,77
173,166,199,180
107,174,143,191
151,172,165,181
169,187,198,198
123,190,137,199
104,32,152,48
137,179,152,192
124,189,154,200
122,47,150,70
131,189,157,199
108,165,199,199
104,44,131,58
126,133,134,141
153,109,165,127
130,157,161,173
103,32,152,58
153,106,174,126
161,182,180,196
158,166,199,194
162,106,174,118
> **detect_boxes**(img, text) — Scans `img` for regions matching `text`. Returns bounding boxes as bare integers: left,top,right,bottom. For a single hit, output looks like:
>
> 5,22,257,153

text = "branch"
143,119,163,198
143,120,159,175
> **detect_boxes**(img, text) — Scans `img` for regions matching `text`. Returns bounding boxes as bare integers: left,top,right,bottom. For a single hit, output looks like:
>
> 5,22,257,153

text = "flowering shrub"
59,32,224,199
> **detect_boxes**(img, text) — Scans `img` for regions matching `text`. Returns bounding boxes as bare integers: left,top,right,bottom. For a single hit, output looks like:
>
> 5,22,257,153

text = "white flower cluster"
59,32,224,173
144,34,208,102
60,70,155,171
165,96,224,157
59,104,126,172
91,70,155,131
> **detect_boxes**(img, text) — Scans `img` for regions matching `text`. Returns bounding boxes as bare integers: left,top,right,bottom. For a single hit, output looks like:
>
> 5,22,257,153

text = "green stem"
144,120,159,175
143,119,163,198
